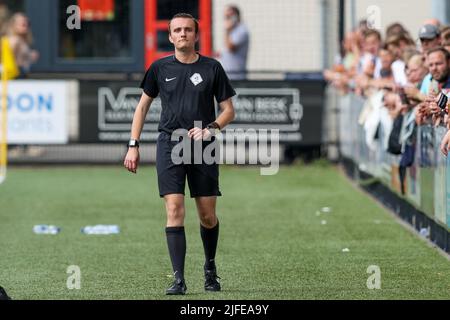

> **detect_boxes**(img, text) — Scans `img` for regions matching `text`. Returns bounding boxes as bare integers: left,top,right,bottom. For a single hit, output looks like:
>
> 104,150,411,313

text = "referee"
124,13,236,295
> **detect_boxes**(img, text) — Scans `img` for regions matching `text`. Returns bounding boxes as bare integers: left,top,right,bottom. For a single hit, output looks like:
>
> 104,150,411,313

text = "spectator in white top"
385,34,415,86
220,5,249,80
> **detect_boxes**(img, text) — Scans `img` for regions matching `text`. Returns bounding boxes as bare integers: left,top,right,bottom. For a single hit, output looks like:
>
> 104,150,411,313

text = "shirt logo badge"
165,77,176,82
190,73,203,86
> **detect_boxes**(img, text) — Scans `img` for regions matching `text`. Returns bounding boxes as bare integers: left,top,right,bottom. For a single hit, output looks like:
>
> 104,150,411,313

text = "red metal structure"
144,0,212,68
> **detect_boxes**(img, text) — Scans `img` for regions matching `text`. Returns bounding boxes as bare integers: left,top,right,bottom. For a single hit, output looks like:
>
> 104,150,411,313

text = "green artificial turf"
0,161,449,300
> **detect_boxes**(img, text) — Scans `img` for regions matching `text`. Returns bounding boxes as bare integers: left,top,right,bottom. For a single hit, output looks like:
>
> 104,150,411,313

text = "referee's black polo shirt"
140,54,236,134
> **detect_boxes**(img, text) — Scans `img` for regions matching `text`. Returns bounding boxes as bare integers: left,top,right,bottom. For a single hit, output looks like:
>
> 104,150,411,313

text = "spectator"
385,22,408,38
6,12,41,159
404,54,428,103
416,47,450,126
358,29,382,78
356,19,369,38
339,31,359,73
440,26,450,51
418,24,441,54
323,30,359,93
385,34,412,86
6,12,39,78
363,48,395,91
385,22,415,52
382,90,403,119
378,48,395,79
384,53,426,195
402,47,420,65
354,29,381,95
418,24,442,96
407,54,428,84
440,25,450,38
427,47,450,91
443,39,450,53
220,5,249,80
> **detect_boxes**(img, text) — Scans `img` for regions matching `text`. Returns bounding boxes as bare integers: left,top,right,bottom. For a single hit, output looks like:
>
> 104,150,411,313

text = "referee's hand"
124,148,140,174
188,127,211,141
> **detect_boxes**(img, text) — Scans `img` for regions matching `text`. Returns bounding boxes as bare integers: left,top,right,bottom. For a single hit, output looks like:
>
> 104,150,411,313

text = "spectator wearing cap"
419,24,441,53
418,24,442,96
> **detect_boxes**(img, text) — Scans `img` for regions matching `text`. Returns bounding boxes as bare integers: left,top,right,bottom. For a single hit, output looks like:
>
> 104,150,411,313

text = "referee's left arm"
215,98,235,130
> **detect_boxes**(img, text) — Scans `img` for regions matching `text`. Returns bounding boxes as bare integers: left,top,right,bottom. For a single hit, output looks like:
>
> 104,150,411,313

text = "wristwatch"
128,139,139,148
207,122,221,135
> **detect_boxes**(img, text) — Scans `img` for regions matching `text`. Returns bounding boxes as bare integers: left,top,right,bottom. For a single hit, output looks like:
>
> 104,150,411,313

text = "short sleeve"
140,63,159,98
420,74,432,95
230,26,248,47
213,62,236,103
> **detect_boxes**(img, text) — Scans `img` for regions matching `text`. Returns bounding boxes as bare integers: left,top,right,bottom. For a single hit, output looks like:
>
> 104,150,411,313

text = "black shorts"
156,132,222,198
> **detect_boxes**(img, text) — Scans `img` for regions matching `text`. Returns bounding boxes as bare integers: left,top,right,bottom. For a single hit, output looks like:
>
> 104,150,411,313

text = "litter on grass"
81,225,120,235
33,225,61,235
419,228,430,238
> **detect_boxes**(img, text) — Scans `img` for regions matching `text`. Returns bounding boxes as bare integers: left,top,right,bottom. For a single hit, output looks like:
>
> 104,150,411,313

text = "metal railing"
332,90,450,231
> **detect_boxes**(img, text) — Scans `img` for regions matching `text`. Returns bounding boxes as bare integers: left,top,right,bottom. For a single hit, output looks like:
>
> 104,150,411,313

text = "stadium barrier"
333,90,450,252
4,75,326,164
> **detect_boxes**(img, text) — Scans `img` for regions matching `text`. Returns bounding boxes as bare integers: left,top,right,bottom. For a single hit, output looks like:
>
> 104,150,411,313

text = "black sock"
200,220,219,270
165,226,186,281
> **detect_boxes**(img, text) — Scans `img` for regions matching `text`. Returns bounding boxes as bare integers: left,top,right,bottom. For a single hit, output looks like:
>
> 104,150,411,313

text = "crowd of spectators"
324,18,450,193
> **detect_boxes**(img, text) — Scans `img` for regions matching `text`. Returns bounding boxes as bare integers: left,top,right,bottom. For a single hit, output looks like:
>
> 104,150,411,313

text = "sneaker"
204,269,221,292
0,286,11,300
166,278,187,295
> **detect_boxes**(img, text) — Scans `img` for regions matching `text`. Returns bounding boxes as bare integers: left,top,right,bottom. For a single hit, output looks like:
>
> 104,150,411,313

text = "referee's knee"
166,203,185,225
199,213,217,229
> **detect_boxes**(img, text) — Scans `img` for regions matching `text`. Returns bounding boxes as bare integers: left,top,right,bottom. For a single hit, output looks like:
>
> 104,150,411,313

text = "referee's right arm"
124,92,153,174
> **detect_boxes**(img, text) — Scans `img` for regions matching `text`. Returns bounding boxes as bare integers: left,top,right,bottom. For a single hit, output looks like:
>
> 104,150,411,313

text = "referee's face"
169,18,198,52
